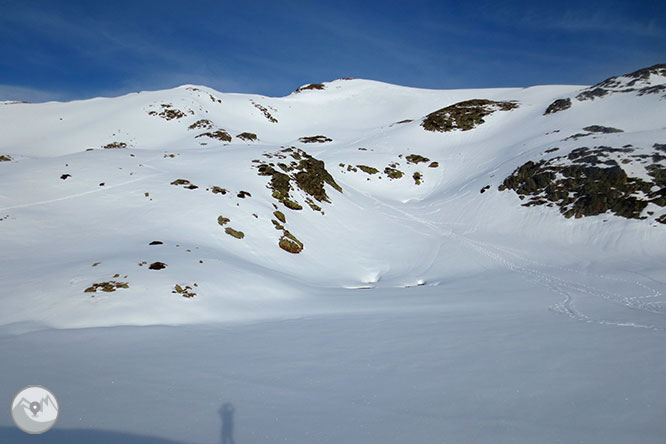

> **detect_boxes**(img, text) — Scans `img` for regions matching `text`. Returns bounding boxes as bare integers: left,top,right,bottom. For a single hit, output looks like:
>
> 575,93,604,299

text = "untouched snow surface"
1,71,666,443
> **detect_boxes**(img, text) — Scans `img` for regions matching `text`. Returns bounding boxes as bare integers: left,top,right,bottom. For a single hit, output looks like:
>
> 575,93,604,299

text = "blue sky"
0,0,664,101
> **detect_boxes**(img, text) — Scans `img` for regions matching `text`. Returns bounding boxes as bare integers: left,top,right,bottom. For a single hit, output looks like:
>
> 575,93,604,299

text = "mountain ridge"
0,63,664,329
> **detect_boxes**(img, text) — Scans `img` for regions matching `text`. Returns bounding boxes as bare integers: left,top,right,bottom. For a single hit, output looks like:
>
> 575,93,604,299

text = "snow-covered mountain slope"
1,64,665,329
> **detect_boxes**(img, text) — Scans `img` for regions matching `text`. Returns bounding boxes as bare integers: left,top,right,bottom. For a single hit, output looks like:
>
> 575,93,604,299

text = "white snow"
1,74,665,443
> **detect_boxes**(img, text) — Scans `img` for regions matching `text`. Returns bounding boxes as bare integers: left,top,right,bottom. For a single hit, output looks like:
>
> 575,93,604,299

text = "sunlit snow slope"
1,64,665,329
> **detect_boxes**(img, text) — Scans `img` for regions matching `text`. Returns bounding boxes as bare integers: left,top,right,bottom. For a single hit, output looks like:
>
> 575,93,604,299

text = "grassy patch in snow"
422,99,518,132
188,119,213,130
255,147,342,210
279,231,304,254
171,179,198,189
210,186,228,195
225,227,245,239
273,211,286,223
295,83,325,92
103,142,127,149
251,101,278,123
148,104,190,120
299,135,332,143
173,284,196,298
405,154,430,164
196,130,232,142
85,281,129,293
384,167,404,179
237,132,258,141
357,165,379,174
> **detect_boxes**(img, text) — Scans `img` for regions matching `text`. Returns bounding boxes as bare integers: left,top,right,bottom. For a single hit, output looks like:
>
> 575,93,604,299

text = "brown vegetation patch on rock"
279,231,304,253
173,284,196,298
357,165,379,174
171,179,198,189
85,281,129,293
188,119,213,130
405,154,430,164
273,210,286,223
196,130,232,142
251,101,278,123
422,99,518,132
384,167,404,179
225,227,245,239
255,147,342,210
211,186,227,195
498,145,666,220
103,142,127,149
299,135,332,143
237,132,258,141
148,104,190,120
295,83,325,92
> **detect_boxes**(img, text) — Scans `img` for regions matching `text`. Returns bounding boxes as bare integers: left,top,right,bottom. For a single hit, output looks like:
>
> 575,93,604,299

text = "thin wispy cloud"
0,0,664,101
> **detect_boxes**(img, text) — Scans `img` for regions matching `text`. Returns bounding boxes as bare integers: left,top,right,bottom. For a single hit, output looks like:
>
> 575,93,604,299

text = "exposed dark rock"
295,83,325,92
85,281,129,293
188,119,213,130
422,99,518,132
279,231,303,253
196,130,232,142
576,64,666,101
103,142,127,149
225,227,244,239
583,125,623,134
211,186,227,194
544,98,572,115
255,147,341,210
406,154,430,164
299,135,332,143
173,284,196,298
499,145,666,220
384,167,404,179
171,179,198,189
236,132,258,141
251,101,278,123
357,165,379,174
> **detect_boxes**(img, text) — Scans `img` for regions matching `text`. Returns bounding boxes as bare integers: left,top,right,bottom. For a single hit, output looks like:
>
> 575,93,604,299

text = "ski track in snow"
366,193,665,332
458,236,665,332
0,173,163,212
